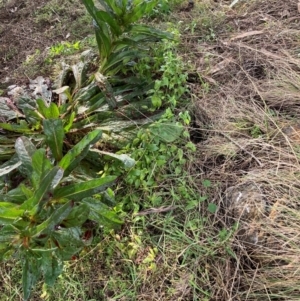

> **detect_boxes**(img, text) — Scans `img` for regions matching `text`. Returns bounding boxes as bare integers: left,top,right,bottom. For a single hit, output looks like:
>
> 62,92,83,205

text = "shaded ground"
0,0,92,87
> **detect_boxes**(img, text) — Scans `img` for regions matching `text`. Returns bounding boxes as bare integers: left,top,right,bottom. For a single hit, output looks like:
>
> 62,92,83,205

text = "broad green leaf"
42,253,63,287
64,111,75,132
0,97,19,120
22,254,41,301
48,103,60,119
82,197,123,229
90,149,135,168
95,27,112,61
31,149,52,189
149,123,183,143
53,176,116,201
51,227,84,260
36,98,49,118
0,154,21,177
124,1,157,24
37,99,59,119
73,82,100,103
95,11,121,36
0,225,19,243
15,137,36,177
102,50,143,74
16,96,36,111
3,184,33,204
61,203,90,228
59,129,102,176
43,119,64,161
0,122,33,133
22,108,43,128
130,24,172,40
32,201,72,237
114,37,149,50
20,167,64,211
100,0,121,15
0,202,25,225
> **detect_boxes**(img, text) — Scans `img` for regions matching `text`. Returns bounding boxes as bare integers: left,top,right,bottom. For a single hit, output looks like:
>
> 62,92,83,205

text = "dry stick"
245,263,260,300
229,255,241,301
135,206,177,216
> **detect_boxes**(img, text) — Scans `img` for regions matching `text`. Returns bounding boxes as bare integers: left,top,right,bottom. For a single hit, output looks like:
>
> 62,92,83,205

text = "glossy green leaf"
51,227,84,260
59,129,102,176
43,119,64,161
64,111,75,132
82,197,123,229
0,225,19,243
102,50,143,74
53,176,116,201
90,149,135,168
0,202,25,225
0,97,19,120
61,203,90,228
42,253,63,287
0,122,33,133
37,99,60,119
16,96,36,111
20,167,64,211
32,201,73,237
22,255,41,301
0,154,21,177
99,0,121,15
23,109,42,128
15,137,36,177
95,27,112,60
3,184,33,204
124,1,158,24
31,149,52,189
95,10,121,36
0,148,15,161
130,24,172,40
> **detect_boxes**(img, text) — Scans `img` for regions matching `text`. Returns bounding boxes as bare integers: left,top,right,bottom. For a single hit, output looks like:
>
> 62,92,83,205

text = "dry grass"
186,0,300,300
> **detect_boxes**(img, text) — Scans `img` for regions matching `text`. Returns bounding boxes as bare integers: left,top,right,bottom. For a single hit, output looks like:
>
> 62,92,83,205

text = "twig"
135,206,177,216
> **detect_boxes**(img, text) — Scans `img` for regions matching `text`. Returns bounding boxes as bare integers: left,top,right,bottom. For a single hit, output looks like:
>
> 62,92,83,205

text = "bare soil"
0,0,92,87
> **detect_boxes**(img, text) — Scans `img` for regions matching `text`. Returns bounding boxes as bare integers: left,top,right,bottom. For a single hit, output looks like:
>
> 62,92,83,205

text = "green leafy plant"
149,40,188,109
82,0,172,75
49,41,82,57
0,121,132,300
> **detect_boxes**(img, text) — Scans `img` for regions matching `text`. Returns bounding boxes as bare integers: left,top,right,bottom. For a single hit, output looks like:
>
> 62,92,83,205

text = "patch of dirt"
0,0,92,87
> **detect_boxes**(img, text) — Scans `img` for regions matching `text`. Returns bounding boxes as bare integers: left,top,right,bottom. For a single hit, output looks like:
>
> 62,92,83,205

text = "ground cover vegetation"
1,0,300,300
